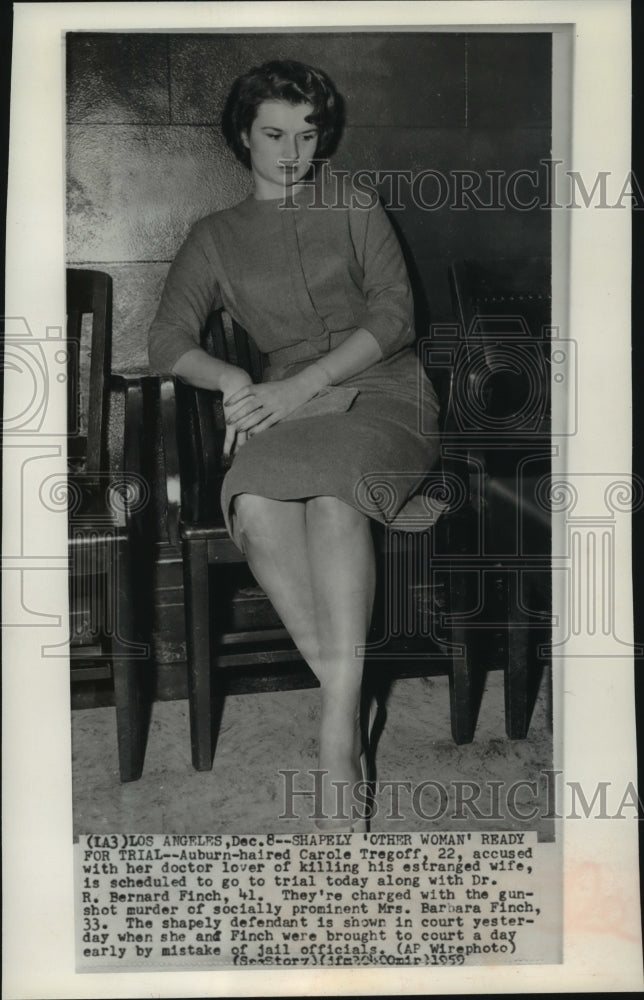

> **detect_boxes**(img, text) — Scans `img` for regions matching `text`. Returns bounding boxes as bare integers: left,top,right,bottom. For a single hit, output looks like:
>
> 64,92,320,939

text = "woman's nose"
281,135,299,161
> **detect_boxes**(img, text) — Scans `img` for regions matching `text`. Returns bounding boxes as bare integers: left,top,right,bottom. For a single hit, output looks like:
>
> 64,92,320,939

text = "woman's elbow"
399,321,415,349
384,319,415,356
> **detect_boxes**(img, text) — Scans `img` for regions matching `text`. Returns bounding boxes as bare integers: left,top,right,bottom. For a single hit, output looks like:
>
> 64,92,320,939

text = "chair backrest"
447,257,552,541
450,257,551,340
448,257,552,438
66,268,112,475
201,309,264,381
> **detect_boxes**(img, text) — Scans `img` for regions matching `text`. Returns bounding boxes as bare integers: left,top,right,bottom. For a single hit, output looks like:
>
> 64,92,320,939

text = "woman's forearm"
296,328,384,395
172,347,244,392
173,326,383,399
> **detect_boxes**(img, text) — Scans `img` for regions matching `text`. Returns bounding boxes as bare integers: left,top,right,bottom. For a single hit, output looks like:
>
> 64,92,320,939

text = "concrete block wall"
66,31,551,374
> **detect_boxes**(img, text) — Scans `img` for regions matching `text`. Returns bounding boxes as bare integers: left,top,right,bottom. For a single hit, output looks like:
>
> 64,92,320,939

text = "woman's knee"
234,492,270,523
232,493,307,548
307,495,370,532
231,493,275,547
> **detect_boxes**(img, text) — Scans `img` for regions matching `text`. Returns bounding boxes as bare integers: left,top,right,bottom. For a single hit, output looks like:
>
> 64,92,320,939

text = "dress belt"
263,327,357,371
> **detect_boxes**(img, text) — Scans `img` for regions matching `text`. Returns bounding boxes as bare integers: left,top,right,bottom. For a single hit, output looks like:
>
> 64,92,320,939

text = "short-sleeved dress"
148,184,441,538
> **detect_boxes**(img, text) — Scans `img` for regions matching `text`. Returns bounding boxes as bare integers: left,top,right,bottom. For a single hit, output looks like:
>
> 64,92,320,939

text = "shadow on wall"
66,31,552,373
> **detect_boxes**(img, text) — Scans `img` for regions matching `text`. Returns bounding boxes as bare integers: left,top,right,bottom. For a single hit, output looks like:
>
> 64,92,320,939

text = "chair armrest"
158,375,228,542
109,375,152,530
158,376,182,547
122,377,143,479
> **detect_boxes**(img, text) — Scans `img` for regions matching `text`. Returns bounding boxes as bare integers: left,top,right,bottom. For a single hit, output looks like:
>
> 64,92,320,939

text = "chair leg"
447,568,477,744
112,536,146,781
501,570,531,740
182,539,214,770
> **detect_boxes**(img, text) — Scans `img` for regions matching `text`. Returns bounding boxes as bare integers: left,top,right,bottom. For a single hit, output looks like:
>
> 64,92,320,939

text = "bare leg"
232,493,375,827
231,494,321,671
305,496,376,827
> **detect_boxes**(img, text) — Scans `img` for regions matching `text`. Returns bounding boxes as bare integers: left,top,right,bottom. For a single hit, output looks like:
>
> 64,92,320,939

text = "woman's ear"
241,130,250,149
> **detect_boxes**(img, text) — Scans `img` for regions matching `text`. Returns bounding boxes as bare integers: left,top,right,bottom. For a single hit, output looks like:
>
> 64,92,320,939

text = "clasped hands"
221,365,327,460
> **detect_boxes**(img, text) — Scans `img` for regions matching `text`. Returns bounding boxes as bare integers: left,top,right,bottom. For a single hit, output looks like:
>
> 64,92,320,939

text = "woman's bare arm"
172,348,254,457
172,348,252,395
302,327,383,389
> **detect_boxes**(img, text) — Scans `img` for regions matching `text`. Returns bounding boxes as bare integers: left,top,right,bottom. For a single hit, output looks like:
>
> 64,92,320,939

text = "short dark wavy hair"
222,59,345,169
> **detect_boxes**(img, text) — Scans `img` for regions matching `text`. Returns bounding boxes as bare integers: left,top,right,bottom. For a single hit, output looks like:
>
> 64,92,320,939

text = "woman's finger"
235,429,248,451
247,412,280,436
223,422,236,460
226,396,264,423
225,385,256,407
235,405,274,432
225,392,257,415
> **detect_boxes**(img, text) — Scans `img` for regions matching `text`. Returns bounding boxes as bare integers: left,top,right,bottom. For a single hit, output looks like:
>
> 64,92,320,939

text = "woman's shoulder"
296,176,386,238
179,196,263,256
312,177,387,236
333,180,389,245
189,196,254,233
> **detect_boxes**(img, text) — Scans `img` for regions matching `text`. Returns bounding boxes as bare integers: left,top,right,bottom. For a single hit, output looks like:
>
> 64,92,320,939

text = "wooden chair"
56,268,152,780
449,257,553,738
158,310,488,774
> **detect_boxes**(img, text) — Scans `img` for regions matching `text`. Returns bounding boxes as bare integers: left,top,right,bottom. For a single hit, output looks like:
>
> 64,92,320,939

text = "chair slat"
203,310,229,363
66,269,112,475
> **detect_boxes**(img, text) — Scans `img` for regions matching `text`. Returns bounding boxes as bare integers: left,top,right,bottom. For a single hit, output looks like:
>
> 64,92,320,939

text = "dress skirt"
221,373,442,543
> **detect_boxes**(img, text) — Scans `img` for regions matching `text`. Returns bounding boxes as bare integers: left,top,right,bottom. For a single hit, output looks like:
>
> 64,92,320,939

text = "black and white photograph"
65,26,556,835
3,1,642,996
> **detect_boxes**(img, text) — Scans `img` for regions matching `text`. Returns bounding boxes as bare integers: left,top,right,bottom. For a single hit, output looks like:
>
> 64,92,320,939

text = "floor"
72,666,555,841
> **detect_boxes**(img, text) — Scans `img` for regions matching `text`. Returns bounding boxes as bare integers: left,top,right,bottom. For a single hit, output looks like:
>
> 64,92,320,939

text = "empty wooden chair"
449,257,553,738
62,268,152,780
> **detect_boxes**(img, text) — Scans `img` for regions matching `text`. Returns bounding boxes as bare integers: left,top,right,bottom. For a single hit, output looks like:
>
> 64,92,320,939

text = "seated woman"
148,59,440,831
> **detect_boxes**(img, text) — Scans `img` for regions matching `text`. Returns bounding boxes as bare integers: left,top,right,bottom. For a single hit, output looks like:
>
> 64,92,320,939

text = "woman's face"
242,100,319,199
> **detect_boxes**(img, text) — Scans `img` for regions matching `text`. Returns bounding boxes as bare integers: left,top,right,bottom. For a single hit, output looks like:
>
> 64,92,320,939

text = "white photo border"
3,1,642,995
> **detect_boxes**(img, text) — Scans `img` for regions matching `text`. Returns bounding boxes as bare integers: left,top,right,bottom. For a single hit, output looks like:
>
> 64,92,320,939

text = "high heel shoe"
349,750,371,833
312,698,380,834
361,694,380,761
345,696,380,833
312,753,371,834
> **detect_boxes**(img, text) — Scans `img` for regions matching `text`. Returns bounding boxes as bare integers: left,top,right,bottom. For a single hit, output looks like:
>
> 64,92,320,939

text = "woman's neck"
252,180,310,202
